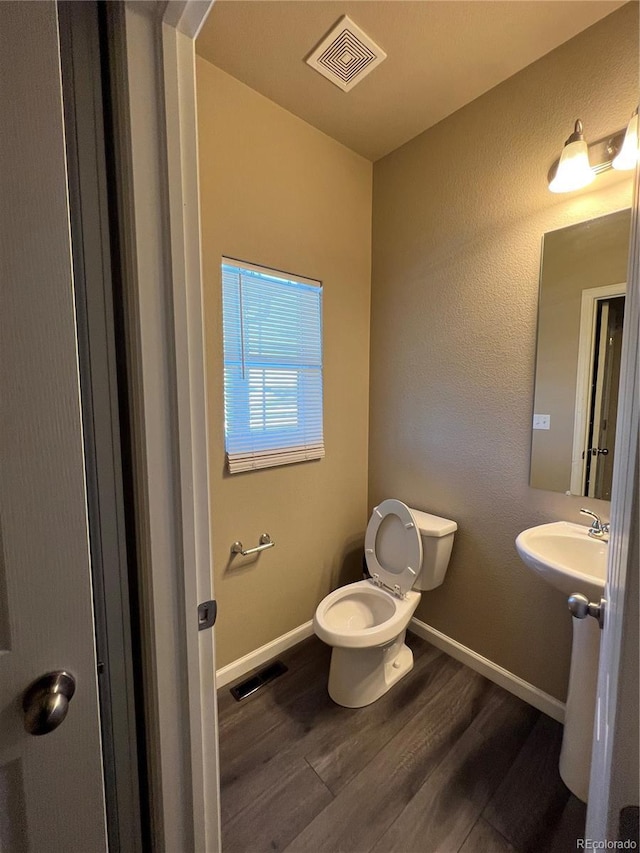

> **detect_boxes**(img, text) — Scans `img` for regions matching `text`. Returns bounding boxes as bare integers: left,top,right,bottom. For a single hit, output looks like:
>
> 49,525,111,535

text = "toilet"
313,498,457,708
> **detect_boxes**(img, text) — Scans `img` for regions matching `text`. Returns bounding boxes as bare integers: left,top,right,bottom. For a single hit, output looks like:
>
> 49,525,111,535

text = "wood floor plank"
217,638,332,778
283,666,493,853
221,755,333,853
459,818,516,853
218,631,430,722
220,637,574,853
219,668,335,822
545,795,587,853
305,643,449,793
483,714,570,852
218,637,330,734
218,633,430,764
369,686,538,853
220,643,449,823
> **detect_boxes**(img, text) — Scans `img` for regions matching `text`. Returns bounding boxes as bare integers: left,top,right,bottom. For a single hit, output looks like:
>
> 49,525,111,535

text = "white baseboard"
410,617,565,723
215,620,315,688
215,615,566,723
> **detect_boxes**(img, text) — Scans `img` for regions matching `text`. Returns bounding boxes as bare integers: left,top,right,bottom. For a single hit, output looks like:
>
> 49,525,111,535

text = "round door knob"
22,671,76,736
567,594,605,629
567,593,590,619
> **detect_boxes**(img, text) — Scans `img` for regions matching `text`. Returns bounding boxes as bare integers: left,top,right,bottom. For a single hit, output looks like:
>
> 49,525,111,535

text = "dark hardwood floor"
217,634,586,853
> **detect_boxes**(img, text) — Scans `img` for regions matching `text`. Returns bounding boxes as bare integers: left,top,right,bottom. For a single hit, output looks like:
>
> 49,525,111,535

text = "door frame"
105,1,219,851
58,3,143,848
108,0,638,848
570,282,626,496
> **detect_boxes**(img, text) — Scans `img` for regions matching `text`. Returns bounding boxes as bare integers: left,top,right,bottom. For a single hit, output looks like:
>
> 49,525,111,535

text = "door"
0,2,107,850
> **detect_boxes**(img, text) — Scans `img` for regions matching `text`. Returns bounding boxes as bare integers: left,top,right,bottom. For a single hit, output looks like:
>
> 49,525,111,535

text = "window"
221,259,324,473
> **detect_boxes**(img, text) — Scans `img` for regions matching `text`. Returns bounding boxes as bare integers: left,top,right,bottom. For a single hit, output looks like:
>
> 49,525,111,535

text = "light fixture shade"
612,108,639,171
549,120,595,193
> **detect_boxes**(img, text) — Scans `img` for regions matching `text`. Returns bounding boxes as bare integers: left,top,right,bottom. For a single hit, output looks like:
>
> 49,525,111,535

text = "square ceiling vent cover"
305,15,386,93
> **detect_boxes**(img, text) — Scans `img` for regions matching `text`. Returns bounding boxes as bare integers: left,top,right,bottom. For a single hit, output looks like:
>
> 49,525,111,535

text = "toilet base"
327,630,414,708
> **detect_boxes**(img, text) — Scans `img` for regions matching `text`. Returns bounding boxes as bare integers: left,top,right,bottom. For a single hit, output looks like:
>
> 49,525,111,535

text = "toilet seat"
364,499,422,597
313,580,420,649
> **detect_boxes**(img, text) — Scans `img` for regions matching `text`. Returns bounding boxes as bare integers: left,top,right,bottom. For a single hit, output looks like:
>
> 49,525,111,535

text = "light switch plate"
533,414,551,430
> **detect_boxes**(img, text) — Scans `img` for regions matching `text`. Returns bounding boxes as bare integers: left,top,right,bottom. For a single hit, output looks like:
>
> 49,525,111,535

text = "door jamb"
105,1,219,850
58,3,143,848
161,6,220,851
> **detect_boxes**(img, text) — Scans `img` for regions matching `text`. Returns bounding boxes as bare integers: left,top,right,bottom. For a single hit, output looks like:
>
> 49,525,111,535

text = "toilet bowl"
313,499,456,708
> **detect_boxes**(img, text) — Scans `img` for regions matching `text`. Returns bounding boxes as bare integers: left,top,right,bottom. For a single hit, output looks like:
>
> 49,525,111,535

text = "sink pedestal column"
559,614,601,802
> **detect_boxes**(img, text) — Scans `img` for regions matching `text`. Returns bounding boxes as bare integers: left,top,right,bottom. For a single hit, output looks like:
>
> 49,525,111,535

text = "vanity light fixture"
612,107,639,171
548,120,595,193
549,111,639,193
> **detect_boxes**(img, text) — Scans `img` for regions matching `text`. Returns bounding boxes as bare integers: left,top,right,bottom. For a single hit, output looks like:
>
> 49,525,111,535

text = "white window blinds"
221,259,324,473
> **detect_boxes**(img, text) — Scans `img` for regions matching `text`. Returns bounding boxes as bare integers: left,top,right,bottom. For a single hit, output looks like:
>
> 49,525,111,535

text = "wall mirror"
530,209,631,500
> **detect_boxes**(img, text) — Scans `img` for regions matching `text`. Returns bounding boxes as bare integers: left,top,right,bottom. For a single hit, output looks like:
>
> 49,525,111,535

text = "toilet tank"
409,508,457,591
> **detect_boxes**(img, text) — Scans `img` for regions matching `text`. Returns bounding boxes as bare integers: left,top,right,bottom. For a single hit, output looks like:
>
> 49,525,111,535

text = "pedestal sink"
515,521,607,802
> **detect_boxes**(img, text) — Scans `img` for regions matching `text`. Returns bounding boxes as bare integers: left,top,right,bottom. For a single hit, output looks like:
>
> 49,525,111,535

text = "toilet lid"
364,499,422,596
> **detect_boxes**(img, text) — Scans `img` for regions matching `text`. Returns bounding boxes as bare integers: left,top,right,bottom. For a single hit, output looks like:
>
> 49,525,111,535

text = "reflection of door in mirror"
582,294,625,500
530,209,631,496
569,282,626,497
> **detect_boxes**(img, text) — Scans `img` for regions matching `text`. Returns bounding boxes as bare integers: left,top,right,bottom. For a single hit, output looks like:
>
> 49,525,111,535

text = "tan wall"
197,60,372,668
531,210,630,493
369,5,637,700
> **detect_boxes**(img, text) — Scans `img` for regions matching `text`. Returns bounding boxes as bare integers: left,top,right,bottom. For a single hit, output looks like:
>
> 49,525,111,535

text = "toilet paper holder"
231,533,275,557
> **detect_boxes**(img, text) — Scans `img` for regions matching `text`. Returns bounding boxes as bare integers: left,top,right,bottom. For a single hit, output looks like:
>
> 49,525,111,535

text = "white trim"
161,11,220,853
570,282,626,495
216,622,315,688
409,618,566,723
163,0,213,39
107,2,219,851
106,6,192,848
217,617,567,725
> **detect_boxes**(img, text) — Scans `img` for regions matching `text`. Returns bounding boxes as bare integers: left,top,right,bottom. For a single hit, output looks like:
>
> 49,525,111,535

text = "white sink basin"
515,521,607,600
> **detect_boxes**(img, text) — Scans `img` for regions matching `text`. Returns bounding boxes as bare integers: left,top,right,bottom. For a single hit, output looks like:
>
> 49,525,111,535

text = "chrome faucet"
580,508,610,539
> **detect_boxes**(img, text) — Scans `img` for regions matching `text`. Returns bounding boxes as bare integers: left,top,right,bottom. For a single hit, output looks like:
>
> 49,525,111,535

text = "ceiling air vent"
305,15,386,93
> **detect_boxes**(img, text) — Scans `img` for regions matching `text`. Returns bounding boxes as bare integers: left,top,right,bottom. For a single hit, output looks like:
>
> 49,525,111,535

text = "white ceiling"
196,1,627,161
